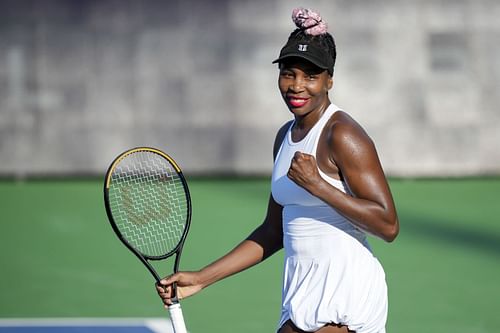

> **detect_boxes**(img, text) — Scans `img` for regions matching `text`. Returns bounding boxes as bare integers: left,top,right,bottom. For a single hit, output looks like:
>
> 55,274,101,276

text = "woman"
156,8,399,333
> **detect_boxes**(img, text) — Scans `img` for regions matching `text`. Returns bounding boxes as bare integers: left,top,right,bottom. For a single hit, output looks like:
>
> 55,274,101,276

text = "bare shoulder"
329,110,374,150
327,110,378,169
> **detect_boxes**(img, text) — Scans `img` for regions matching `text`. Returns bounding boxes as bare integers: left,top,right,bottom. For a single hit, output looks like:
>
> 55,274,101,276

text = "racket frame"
103,147,192,302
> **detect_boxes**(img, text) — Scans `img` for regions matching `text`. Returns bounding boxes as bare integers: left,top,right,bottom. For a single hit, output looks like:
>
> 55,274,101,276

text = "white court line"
0,318,184,333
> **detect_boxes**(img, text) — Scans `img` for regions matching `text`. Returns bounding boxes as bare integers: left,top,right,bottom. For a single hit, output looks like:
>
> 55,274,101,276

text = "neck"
294,100,331,130
290,100,331,143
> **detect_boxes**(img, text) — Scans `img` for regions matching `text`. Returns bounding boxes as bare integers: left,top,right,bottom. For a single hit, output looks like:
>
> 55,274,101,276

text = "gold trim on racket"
103,146,192,332
105,147,182,189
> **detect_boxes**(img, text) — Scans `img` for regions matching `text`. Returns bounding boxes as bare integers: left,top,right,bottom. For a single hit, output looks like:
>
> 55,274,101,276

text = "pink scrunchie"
292,7,328,36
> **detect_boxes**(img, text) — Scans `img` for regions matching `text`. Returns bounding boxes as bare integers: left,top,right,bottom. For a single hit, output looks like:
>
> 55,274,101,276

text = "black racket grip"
171,281,180,303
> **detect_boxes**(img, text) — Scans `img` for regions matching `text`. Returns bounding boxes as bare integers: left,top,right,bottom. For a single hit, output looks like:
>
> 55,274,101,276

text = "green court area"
0,178,499,332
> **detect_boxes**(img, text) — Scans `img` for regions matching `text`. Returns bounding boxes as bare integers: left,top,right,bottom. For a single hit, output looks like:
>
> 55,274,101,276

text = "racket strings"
108,151,188,257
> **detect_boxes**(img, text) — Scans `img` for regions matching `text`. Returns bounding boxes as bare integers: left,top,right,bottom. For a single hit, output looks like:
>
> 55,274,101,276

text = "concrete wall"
1,0,499,177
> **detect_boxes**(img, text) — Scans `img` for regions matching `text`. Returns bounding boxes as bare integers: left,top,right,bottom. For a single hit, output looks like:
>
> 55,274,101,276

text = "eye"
280,70,294,78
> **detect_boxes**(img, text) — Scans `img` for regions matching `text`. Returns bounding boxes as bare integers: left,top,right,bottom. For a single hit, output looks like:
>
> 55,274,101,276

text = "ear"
327,76,333,90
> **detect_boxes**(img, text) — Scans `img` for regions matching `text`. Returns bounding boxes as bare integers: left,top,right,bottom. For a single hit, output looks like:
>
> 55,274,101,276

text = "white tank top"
271,104,388,333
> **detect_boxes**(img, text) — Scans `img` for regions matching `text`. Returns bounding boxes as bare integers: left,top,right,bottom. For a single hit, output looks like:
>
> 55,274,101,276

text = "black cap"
272,40,334,74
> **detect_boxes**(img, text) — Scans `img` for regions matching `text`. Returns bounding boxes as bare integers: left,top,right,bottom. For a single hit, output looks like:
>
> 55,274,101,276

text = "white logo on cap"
298,44,308,52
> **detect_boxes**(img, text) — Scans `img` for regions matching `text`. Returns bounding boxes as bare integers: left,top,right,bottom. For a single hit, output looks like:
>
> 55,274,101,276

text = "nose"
289,77,305,93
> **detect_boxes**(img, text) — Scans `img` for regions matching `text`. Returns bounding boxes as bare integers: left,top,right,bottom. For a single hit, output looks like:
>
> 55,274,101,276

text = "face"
278,58,333,117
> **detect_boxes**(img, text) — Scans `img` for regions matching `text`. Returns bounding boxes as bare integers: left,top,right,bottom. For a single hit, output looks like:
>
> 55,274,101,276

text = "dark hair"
286,29,337,74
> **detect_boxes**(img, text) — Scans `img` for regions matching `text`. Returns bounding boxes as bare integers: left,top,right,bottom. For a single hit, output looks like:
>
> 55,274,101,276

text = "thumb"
160,273,180,286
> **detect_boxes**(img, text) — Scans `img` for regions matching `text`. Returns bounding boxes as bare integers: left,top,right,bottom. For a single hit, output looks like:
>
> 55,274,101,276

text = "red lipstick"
288,96,309,108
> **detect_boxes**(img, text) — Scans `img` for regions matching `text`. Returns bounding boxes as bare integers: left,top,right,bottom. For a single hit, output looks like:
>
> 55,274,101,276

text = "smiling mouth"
288,97,309,108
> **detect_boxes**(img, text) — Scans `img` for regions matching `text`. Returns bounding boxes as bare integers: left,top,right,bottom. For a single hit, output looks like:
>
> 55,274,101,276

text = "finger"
161,297,173,308
158,278,169,286
294,151,313,158
293,151,303,160
158,288,173,300
289,155,300,171
156,283,173,297
155,281,166,292
158,284,170,293
162,273,180,285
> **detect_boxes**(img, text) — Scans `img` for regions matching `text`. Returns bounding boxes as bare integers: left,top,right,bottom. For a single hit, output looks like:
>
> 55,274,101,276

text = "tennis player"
157,7,399,333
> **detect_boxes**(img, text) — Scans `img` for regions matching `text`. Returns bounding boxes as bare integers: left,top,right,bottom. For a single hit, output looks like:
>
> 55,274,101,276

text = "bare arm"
156,196,282,306
156,122,289,306
192,196,283,287
197,120,289,287
287,112,399,242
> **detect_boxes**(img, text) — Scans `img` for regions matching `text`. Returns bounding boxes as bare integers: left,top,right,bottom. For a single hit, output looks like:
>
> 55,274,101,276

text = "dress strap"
311,104,339,156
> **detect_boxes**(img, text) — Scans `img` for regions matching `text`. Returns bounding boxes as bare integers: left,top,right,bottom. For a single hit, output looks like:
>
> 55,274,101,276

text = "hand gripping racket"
104,147,191,333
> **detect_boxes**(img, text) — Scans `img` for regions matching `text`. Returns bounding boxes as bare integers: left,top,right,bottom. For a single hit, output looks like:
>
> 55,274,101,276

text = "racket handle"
168,303,188,333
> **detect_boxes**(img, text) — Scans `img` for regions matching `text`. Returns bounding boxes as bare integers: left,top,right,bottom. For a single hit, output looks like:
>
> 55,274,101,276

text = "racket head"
104,147,192,261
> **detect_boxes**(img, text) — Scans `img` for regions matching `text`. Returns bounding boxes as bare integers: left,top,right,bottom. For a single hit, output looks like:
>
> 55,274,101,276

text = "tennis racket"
103,147,191,333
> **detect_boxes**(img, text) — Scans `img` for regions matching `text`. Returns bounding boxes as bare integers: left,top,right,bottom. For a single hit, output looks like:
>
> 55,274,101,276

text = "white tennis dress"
271,104,388,333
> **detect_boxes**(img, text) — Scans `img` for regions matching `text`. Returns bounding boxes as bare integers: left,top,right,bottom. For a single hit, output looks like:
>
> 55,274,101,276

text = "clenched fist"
287,151,323,194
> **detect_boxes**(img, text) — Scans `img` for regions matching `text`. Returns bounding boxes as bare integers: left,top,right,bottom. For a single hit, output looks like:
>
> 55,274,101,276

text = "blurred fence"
1,0,499,177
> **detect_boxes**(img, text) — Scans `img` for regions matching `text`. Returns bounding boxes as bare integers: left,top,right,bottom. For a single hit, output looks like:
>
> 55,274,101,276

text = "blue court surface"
0,319,177,333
